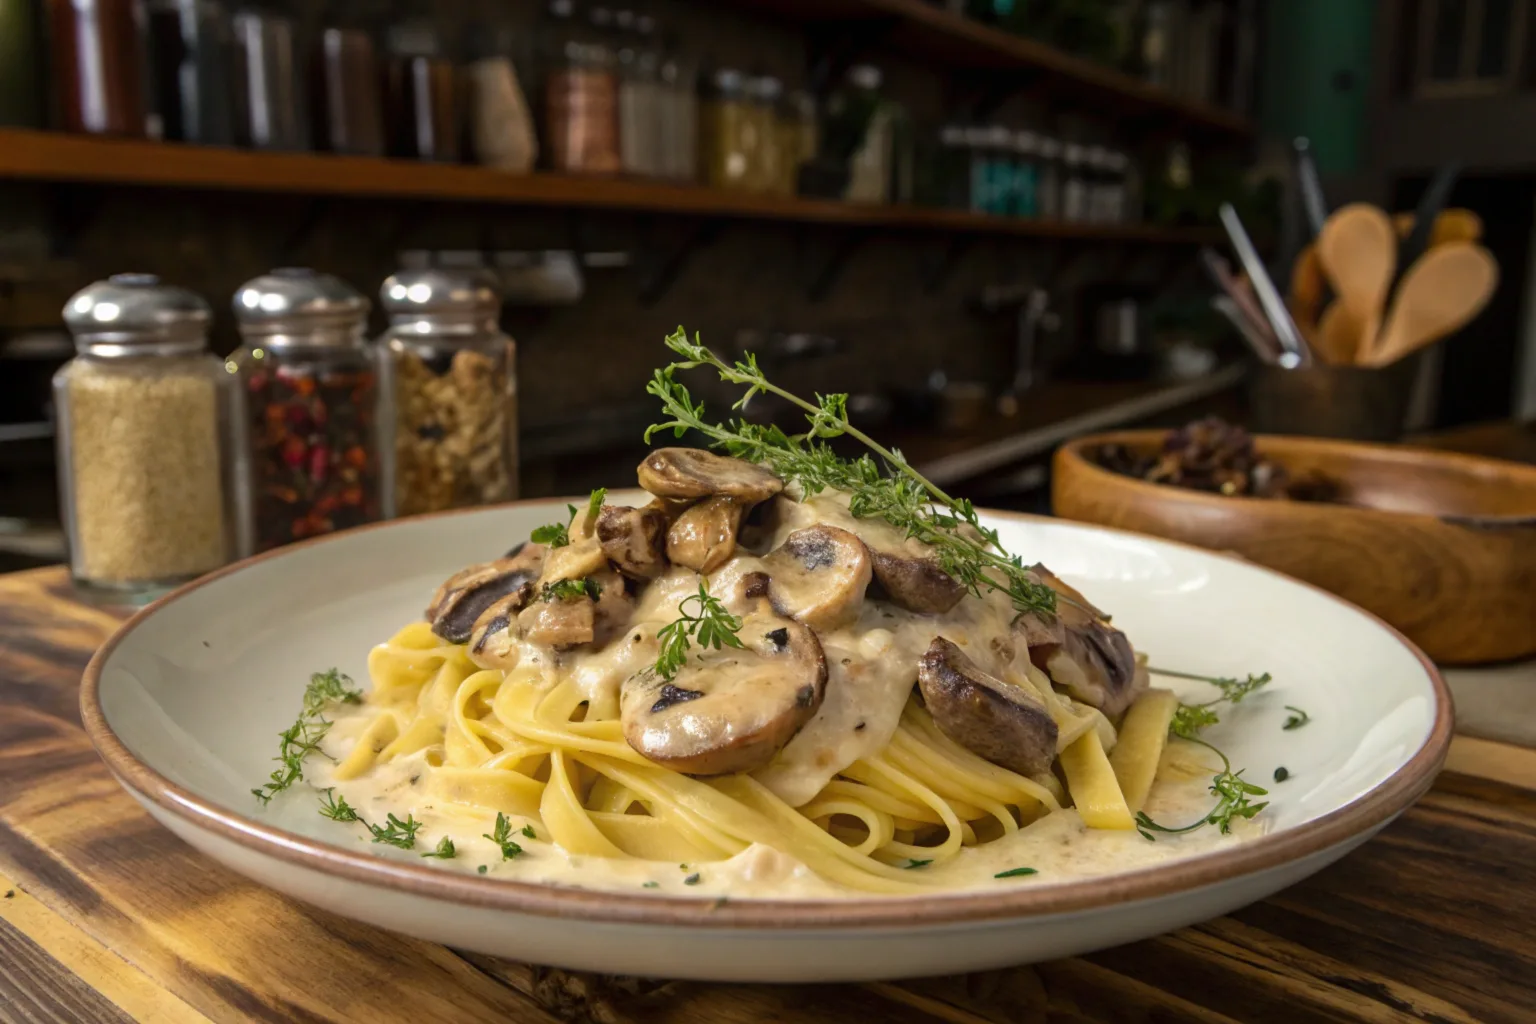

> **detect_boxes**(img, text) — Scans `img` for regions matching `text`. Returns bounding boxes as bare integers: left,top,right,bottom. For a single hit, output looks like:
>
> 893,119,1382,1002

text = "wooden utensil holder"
1247,356,1421,442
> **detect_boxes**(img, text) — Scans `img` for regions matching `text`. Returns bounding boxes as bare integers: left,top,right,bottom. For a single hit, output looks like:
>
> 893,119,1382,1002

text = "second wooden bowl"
1053,430,1536,664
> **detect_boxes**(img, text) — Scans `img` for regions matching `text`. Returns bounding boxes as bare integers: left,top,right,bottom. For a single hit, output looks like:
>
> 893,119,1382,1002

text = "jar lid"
1063,143,1085,163
233,267,369,338
750,75,784,103
1014,130,1038,153
63,273,211,348
986,125,1013,146
380,268,502,318
847,64,882,91
1038,137,1061,158
709,67,746,96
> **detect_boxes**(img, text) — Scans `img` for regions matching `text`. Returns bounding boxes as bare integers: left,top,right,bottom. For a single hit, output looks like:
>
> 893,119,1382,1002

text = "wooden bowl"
1053,430,1536,664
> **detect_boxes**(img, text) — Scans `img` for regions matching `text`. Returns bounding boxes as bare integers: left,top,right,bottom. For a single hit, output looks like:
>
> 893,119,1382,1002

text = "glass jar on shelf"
1010,130,1039,218
50,0,151,136
1036,136,1063,220
383,20,461,162
378,269,518,518
655,31,697,181
311,13,384,156
616,9,662,176
545,0,620,173
1062,142,1088,222
229,268,381,554
700,66,752,190
54,274,234,599
230,7,305,150
748,74,784,194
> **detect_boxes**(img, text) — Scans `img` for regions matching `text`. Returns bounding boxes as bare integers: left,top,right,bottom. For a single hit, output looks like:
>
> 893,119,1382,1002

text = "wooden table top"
4,565,1536,1024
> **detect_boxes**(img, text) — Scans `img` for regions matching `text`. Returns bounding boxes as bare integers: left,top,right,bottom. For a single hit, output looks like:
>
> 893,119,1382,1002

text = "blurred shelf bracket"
635,218,721,306
918,236,973,293
44,182,107,259
799,227,866,302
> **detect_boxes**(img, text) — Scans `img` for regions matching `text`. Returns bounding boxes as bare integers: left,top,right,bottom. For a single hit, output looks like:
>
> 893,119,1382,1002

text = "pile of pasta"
332,621,1183,894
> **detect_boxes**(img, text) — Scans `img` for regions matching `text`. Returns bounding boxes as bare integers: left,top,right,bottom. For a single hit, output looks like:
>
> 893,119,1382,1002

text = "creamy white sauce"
308,487,1258,898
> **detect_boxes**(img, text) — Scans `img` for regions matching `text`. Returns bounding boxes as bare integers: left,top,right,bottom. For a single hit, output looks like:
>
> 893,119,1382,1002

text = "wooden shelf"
0,129,1219,243
724,0,1253,136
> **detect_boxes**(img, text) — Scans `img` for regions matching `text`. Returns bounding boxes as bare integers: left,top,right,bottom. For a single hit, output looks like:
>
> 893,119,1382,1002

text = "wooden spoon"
1392,208,1484,247
1314,301,1376,365
1362,242,1498,368
1288,242,1326,332
1317,203,1396,324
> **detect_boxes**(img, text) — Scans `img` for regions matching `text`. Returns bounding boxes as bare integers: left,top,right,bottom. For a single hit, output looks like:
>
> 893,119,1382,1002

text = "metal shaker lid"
63,273,211,350
379,268,501,319
232,267,369,342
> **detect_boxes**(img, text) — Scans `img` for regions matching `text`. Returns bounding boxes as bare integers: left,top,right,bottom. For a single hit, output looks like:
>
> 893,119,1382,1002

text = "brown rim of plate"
79,497,1454,932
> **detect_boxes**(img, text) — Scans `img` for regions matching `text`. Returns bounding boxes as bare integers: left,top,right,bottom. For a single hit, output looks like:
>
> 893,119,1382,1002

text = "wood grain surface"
3,566,1535,1024
1052,431,1536,664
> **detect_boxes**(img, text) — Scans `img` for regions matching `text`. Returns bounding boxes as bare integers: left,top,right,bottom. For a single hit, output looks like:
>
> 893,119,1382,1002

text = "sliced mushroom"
1012,565,1143,718
539,533,609,586
638,447,784,504
426,544,545,644
846,515,965,614
589,569,635,646
759,525,872,631
596,504,669,579
620,596,827,775
517,585,596,649
917,637,1058,777
468,591,526,670
666,495,748,573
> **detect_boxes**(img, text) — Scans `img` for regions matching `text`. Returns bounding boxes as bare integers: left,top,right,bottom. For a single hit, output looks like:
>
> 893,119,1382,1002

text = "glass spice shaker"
54,274,234,600
229,268,381,553
377,269,518,518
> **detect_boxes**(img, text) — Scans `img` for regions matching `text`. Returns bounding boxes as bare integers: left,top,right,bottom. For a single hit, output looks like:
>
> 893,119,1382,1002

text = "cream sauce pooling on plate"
315,716,1252,898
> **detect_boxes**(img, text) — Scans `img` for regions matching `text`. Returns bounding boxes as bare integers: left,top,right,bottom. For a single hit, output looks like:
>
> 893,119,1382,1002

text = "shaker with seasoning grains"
230,268,380,553
54,274,234,598
378,269,518,517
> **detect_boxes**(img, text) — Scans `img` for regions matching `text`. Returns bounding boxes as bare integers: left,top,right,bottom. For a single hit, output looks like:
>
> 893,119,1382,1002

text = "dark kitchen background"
1,0,1532,578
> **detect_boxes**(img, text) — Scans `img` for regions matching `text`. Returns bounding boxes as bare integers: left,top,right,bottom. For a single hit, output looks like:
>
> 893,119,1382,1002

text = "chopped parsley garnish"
1273,766,1291,783
683,873,701,885
584,487,607,531
994,867,1038,878
421,837,457,859
251,669,361,805
540,577,600,602
484,812,524,860
653,582,745,681
521,824,537,840
643,881,660,888
477,865,488,874
904,858,933,869
1283,705,1312,730
530,505,577,548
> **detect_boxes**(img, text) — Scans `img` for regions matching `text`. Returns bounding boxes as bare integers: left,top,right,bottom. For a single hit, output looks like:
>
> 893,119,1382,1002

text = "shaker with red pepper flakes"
377,267,518,517
229,268,382,554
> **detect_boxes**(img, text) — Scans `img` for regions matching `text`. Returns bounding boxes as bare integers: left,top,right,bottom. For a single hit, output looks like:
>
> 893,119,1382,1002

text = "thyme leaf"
367,812,423,850
421,836,457,859
1283,705,1312,730
540,577,601,602
653,581,745,681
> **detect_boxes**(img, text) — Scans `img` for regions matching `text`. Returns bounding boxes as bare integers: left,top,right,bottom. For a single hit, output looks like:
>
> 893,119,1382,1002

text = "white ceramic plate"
82,499,1451,983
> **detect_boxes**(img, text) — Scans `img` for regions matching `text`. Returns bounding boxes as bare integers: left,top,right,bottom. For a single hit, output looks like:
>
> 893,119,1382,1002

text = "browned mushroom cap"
539,533,609,587
666,495,748,573
596,504,669,580
759,525,873,631
638,447,784,503
619,599,827,775
917,637,1058,777
848,516,965,614
426,544,546,644
1013,565,1143,718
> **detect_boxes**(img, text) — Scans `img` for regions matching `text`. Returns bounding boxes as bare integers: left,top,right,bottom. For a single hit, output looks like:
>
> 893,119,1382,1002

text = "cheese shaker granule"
53,274,234,598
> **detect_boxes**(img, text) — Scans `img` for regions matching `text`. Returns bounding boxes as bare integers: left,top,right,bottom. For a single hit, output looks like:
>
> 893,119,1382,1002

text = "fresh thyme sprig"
367,812,424,850
1137,667,1279,840
484,812,525,860
318,788,359,822
644,328,1056,616
654,581,745,681
540,577,601,602
251,669,362,805
1136,738,1268,840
